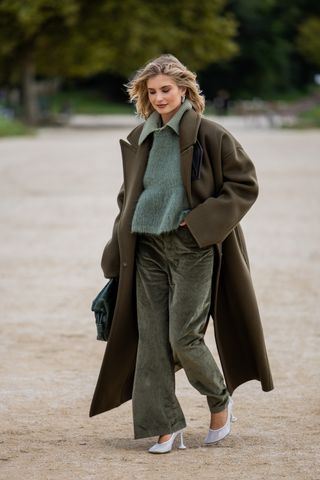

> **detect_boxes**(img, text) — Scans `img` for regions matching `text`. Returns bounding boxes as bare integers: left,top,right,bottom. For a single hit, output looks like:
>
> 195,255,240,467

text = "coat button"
122,262,128,267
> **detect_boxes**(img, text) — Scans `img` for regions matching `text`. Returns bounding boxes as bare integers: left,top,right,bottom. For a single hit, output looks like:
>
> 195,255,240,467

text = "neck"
160,113,171,125
161,105,181,125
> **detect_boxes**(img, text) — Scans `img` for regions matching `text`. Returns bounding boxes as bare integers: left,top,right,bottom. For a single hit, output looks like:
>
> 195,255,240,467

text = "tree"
297,17,320,68
214,0,293,98
0,1,79,122
198,0,320,100
0,0,238,123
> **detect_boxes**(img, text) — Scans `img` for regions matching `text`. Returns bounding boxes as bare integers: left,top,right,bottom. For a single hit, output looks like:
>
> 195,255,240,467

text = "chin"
157,106,175,115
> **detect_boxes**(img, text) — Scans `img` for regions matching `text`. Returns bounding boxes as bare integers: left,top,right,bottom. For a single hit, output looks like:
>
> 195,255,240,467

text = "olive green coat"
89,108,274,418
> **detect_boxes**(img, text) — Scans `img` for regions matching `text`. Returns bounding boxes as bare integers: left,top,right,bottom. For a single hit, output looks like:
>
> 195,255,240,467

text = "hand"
179,221,187,227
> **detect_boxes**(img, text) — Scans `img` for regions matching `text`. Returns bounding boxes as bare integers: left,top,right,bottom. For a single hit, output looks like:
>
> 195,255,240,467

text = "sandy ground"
0,125,319,480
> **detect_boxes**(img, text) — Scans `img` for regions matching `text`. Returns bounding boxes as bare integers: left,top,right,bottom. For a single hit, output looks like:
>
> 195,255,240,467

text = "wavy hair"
125,54,205,119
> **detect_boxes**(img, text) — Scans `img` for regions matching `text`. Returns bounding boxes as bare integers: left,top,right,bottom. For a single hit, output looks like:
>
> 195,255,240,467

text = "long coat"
89,108,274,418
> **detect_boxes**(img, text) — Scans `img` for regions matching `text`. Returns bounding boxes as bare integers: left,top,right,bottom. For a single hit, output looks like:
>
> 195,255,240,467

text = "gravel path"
0,126,319,480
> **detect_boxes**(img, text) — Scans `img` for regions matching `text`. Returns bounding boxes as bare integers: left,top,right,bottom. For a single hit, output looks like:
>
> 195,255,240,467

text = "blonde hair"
125,54,205,119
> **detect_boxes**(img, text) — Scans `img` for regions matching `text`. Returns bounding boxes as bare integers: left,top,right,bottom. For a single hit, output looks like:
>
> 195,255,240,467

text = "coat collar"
123,107,202,211
127,107,202,151
138,99,193,145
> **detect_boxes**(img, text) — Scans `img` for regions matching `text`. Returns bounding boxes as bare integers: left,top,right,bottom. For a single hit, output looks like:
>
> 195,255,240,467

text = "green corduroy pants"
132,226,229,439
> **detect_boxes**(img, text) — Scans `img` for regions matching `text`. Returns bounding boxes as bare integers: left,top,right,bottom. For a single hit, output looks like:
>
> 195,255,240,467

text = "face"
147,74,186,123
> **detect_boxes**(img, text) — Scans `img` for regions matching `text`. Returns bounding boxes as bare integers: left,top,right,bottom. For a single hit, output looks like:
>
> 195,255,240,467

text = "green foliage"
0,116,35,136
296,105,320,128
0,0,79,82
50,90,134,114
1,0,319,110
226,0,293,96
297,17,320,67
0,0,238,82
199,0,320,99
0,0,239,122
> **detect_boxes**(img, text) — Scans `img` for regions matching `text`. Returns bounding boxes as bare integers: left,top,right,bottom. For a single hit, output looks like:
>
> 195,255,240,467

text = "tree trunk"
21,51,39,125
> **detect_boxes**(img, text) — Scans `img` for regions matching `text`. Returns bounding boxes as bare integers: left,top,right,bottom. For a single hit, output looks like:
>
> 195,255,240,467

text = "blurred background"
0,0,320,133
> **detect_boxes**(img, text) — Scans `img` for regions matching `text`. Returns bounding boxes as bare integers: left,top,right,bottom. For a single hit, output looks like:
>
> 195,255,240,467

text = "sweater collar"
138,99,193,145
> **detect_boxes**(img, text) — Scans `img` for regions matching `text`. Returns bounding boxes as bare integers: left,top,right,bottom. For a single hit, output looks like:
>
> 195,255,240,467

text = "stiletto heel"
148,429,187,454
204,397,234,444
178,431,187,450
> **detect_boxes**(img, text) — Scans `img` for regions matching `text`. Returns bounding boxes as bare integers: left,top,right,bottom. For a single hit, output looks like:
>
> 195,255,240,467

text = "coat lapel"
120,125,151,204
179,109,202,208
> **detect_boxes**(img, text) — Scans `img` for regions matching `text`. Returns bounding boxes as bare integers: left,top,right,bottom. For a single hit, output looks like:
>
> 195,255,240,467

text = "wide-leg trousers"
132,226,229,439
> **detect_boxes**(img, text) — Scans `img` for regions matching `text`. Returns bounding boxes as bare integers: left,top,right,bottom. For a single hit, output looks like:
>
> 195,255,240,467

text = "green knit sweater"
131,100,192,235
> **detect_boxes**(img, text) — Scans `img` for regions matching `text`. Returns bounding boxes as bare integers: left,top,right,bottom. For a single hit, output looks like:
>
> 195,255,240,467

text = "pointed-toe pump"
204,397,235,445
148,430,187,454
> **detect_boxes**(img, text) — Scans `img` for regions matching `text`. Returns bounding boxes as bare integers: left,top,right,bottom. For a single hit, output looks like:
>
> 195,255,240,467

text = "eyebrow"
147,85,172,90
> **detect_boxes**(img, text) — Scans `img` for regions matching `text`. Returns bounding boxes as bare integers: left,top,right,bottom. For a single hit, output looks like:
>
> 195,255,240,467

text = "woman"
89,54,274,453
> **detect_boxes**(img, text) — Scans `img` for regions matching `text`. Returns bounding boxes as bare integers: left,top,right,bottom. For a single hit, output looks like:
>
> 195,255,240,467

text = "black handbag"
91,278,118,341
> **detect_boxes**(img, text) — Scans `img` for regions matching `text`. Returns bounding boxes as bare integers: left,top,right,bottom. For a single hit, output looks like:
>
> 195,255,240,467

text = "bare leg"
210,407,228,429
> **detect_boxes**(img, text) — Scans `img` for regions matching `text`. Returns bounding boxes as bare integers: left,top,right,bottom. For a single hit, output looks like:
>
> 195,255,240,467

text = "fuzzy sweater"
131,100,192,235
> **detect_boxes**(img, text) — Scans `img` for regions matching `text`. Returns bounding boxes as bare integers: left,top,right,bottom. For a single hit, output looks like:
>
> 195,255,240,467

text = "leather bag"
91,278,118,341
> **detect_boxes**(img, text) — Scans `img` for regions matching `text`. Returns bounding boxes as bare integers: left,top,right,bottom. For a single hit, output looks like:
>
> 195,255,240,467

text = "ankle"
158,434,172,444
210,406,228,430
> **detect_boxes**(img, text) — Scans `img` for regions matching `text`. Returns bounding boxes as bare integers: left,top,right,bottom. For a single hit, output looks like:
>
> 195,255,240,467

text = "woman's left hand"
180,221,187,226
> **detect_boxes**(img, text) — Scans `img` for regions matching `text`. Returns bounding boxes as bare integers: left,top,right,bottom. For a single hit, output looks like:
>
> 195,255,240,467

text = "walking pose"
89,54,273,453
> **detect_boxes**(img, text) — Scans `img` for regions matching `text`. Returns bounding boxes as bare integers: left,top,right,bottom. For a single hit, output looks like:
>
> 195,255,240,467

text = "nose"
155,92,164,104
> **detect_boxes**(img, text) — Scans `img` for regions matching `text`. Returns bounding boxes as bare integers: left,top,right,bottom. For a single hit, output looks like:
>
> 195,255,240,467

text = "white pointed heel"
148,429,187,454
204,397,234,445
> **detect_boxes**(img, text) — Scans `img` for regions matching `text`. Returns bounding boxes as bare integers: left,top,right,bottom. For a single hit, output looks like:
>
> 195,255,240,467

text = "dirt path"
0,126,319,480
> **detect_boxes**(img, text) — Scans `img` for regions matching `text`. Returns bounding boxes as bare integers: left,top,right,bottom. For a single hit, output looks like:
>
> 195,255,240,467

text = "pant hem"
134,420,187,440
208,395,230,413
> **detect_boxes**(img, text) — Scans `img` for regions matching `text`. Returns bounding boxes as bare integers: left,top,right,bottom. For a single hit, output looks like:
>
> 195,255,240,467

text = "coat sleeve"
100,183,124,278
185,132,259,248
